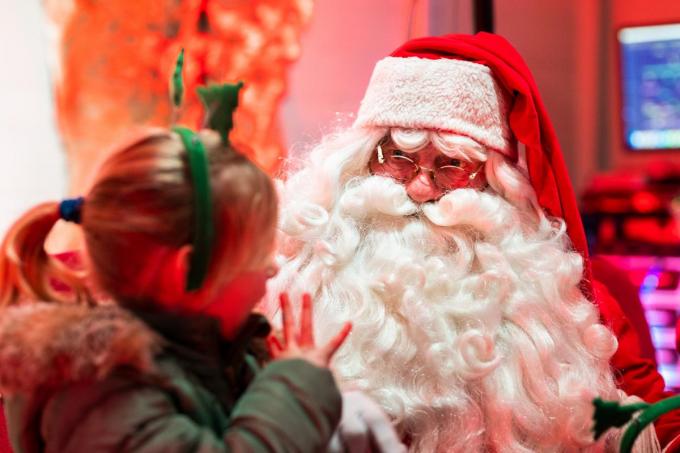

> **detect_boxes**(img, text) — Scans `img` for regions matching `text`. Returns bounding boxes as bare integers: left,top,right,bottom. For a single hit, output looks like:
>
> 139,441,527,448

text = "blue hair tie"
59,197,85,224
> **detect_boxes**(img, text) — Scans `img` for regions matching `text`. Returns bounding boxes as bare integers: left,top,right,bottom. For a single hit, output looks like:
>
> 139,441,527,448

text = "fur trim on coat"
0,303,161,395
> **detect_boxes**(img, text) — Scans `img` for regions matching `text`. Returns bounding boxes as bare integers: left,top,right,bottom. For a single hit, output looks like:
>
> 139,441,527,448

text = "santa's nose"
405,172,443,203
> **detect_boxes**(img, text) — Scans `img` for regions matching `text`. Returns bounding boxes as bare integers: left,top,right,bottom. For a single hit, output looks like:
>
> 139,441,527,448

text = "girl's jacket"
0,303,341,453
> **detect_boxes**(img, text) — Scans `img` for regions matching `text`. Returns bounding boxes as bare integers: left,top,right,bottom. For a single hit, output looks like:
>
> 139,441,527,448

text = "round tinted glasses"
369,143,485,191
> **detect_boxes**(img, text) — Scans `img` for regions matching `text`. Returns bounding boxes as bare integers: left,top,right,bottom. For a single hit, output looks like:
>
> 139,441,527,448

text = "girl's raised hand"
268,292,352,369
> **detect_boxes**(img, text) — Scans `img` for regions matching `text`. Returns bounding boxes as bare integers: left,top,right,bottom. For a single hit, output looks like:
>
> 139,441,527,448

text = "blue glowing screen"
619,24,680,150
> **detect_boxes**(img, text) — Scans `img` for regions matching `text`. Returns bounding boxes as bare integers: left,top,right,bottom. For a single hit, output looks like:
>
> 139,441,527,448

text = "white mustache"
338,175,418,218
422,188,521,240
333,176,526,243
280,175,528,270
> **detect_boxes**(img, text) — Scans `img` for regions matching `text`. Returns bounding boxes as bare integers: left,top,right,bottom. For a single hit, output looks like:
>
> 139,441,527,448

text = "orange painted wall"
46,0,314,199
44,0,315,250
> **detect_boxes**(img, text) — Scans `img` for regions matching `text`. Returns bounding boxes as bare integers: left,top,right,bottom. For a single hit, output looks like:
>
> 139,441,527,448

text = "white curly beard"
266,136,623,452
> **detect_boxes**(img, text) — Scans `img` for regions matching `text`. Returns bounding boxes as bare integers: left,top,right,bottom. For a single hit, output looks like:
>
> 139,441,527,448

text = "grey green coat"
0,303,341,452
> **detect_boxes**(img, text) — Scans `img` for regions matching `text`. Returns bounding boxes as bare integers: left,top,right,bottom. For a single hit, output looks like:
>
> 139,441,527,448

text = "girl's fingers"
266,337,276,356
279,293,294,345
267,334,284,356
298,293,314,346
323,322,352,361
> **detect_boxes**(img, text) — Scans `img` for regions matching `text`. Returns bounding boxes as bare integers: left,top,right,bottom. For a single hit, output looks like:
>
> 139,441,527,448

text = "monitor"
618,23,680,151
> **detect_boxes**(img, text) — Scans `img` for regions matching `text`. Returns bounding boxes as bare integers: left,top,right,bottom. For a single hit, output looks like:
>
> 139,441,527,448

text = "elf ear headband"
170,49,243,291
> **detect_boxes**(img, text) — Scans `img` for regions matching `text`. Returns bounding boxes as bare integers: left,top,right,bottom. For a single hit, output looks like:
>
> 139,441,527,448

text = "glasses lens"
434,166,470,189
371,150,417,182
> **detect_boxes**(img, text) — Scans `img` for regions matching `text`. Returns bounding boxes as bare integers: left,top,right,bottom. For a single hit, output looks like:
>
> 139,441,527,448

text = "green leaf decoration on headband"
197,81,243,145
171,48,185,108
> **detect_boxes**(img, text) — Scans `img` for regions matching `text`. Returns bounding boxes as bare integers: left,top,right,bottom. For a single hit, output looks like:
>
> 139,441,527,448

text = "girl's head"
0,128,278,335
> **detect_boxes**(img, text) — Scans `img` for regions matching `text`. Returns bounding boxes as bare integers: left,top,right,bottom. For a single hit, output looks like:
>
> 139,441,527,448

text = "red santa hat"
354,32,592,286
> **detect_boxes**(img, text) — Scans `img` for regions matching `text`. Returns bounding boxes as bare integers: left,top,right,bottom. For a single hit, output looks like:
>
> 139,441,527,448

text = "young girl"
0,127,350,452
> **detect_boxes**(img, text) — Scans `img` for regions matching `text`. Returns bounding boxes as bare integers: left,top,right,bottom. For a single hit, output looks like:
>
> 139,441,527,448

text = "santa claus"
266,33,679,452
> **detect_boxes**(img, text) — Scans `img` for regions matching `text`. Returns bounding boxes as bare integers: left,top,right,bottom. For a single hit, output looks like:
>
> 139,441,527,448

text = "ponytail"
0,202,91,306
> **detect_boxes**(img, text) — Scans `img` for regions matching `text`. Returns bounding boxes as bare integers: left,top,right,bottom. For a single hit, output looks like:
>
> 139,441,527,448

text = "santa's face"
269,127,620,452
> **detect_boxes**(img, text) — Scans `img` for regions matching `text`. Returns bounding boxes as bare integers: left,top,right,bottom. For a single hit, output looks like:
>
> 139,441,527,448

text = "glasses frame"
371,143,486,191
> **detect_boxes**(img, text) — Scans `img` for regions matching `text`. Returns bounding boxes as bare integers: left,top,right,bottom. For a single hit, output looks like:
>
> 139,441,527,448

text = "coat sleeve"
592,280,680,451
39,358,341,453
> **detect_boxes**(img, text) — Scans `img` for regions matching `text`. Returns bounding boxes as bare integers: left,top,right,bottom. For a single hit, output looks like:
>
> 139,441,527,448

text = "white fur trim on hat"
355,56,513,155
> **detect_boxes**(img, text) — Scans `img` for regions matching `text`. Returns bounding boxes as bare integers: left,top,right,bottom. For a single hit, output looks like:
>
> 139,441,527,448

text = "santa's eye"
438,157,461,167
391,149,407,157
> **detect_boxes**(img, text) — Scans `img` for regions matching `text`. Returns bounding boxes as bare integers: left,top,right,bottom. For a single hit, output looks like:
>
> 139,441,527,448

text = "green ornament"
592,395,680,452
592,397,649,440
619,395,680,453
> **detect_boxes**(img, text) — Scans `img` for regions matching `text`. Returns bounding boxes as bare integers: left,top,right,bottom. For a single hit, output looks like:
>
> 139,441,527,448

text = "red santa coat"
594,280,680,450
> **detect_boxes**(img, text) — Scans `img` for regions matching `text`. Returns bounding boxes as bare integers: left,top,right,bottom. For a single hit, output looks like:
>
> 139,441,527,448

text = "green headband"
173,126,214,291
171,49,243,291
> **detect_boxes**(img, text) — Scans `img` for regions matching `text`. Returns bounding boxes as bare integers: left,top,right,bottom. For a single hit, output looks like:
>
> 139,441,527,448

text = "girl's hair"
0,128,277,307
